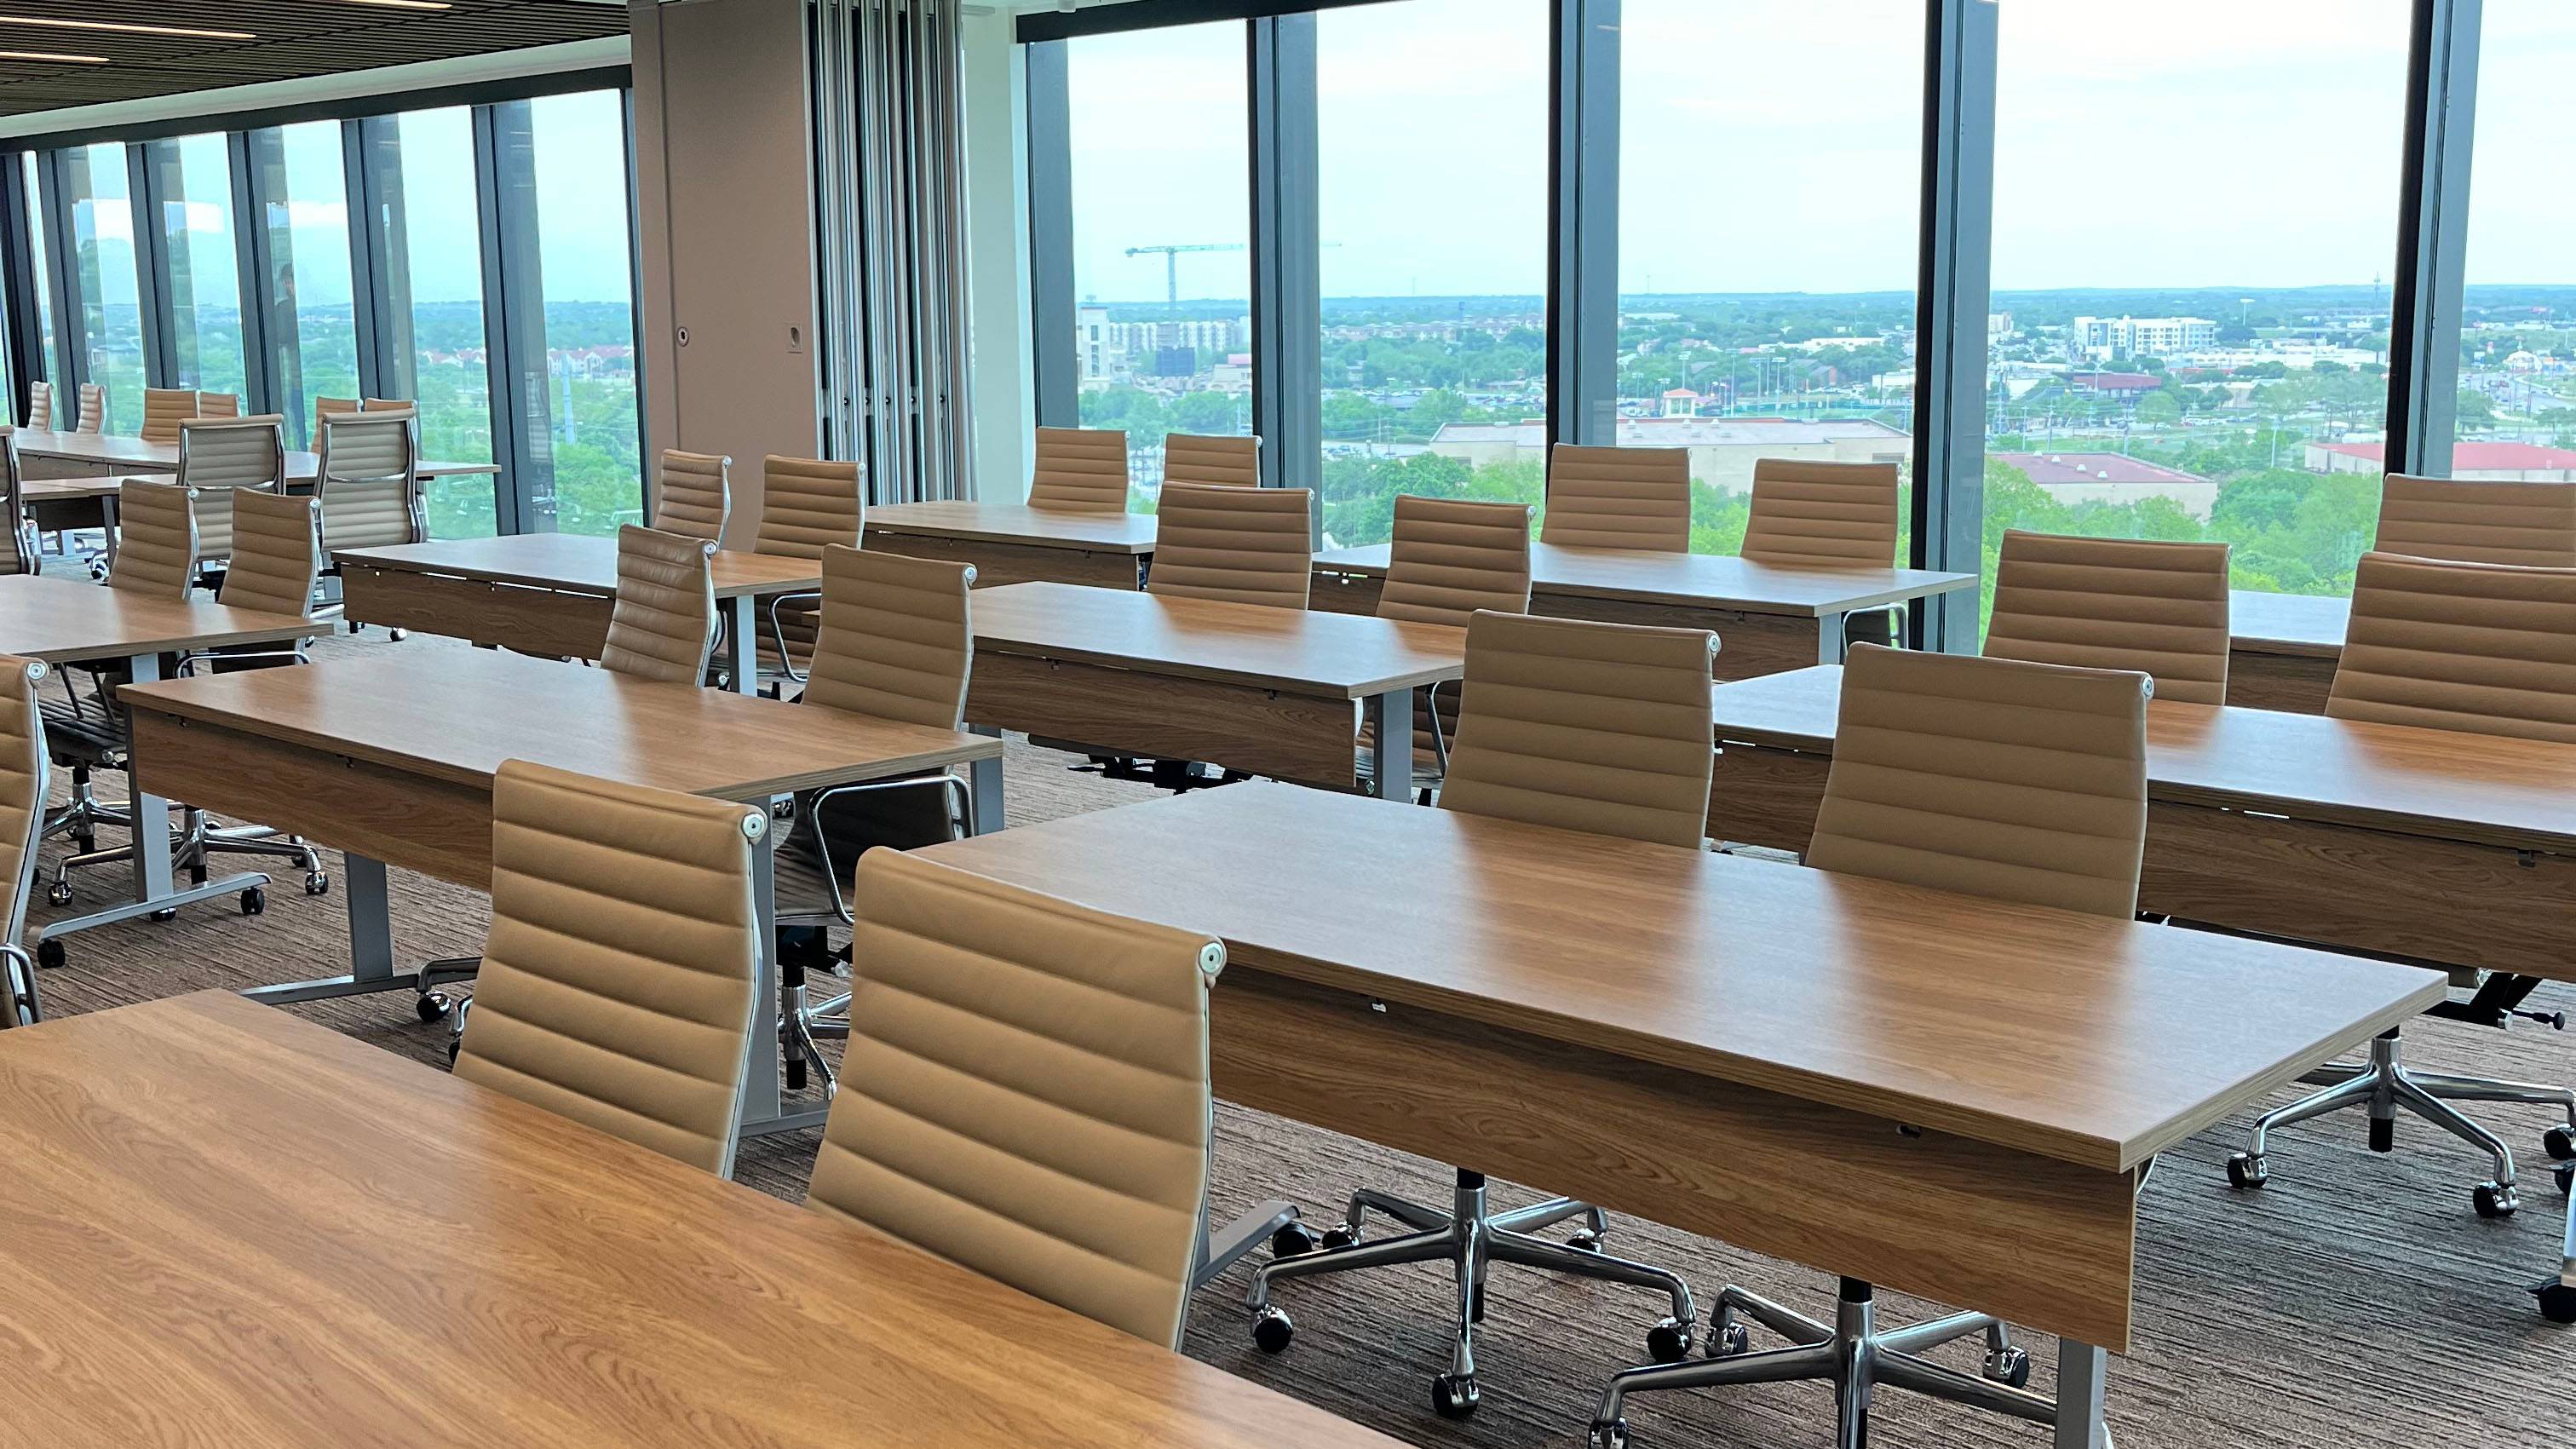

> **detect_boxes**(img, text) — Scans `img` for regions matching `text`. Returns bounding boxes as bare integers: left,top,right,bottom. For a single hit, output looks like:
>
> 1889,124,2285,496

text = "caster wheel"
2227,1153,2268,1189
1587,1420,1631,1449
1983,1345,2032,1389
2545,1125,2575,1162
44,880,70,906
1568,1228,1605,1252
1269,1222,1321,1259
239,888,266,917
1321,1222,1362,1251
1430,1374,1479,1420
1250,1305,1294,1354
2556,1163,2573,1196
1647,1317,1693,1364
150,908,177,923
2539,1281,2576,1325
417,992,451,1024
2475,1182,2518,1219
1709,1318,1751,1359
304,872,329,897
35,938,64,970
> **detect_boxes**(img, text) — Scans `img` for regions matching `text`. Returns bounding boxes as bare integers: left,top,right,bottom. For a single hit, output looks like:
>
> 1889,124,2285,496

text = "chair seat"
37,698,126,762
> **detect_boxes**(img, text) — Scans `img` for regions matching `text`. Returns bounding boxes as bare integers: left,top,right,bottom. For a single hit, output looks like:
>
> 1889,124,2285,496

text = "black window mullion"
1908,0,1998,653
1247,13,1320,503
340,118,388,403
37,151,83,394
228,130,276,422
475,101,549,536
1547,0,1618,448
2385,0,2481,478
0,153,44,421
130,140,177,388
1025,39,1077,429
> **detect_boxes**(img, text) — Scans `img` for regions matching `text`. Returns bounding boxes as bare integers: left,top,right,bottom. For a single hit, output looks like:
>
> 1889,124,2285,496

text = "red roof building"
2308,440,2576,482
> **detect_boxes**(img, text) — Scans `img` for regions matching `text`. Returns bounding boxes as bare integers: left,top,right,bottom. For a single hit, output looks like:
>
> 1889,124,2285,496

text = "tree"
2134,391,2182,426
2455,389,2498,428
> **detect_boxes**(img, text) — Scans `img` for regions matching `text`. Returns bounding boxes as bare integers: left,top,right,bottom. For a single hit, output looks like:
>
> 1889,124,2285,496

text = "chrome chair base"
1590,1279,2067,1449
2228,1026,2576,1219
1247,1169,1696,1418
49,807,327,905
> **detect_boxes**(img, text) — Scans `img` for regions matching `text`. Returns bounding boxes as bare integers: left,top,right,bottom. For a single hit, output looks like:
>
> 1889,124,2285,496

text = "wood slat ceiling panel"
0,0,626,118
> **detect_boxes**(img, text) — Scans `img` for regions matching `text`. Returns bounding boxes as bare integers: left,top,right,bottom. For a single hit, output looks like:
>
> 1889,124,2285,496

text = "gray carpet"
23,627,2573,1448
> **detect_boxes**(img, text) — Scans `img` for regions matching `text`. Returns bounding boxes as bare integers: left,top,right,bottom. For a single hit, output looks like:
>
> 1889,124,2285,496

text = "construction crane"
1124,243,1245,307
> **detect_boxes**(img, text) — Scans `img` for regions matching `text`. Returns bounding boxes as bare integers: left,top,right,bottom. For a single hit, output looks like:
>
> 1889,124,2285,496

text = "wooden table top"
975,580,1464,697
0,573,325,661
0,992,1394,1449
333,532,824,599
2229,587,2349,657
119,647,997,799
866,500,1159,554
1710,664,2576,855
920,781,2441,1174
11,428,496,480
1314,541,1978,618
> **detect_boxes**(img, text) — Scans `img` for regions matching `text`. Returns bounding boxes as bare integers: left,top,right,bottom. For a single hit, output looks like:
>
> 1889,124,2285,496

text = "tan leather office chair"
24,381,50,431
1982,529,2233,706
175,415,289,569
1739,458,1901,566
1367,494,1532,789
1147,482,1312,609
313,395,360,445
811,848,1222,1349
141,387,199,446
0,430,33,578
1590,643,2149,1449
314,408,424,553
0,656,49,1026
652,448,731,543
1029,426,1133,511
363,396,414,412
2373,473,2576,567
453,758,767,1177
1162,431,1260,488
750,454,864,683
2229,549,2576,1219
1254,608,1714,1416
72,383,103,434
107,480,198,600
193,392,240,420
1541,444,1690,552
599,524,719,683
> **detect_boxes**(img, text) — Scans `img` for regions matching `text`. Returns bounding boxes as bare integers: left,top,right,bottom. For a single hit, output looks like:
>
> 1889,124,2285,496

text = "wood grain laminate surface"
2228,587,2349,658
1314,541,1975,617
118,647,997,800
919,781,2441,1173
863,500,1159,553
0,572,325,659
974,580,1463,696
0,991,1397,1449
9,428,496,480
331,532,824,598
1710,664,2576,855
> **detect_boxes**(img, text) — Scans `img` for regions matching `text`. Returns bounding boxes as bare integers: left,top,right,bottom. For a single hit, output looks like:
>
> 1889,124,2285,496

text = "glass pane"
1616,0,1923,558
64,142,143,434
526,90,642,536
160,134,245,400
256,120,359,450
1982,3,2410,613
381,106,497,538
20,152,51,404
1066,20,1250,500
1315,0,1550,548
2455,2,2576,469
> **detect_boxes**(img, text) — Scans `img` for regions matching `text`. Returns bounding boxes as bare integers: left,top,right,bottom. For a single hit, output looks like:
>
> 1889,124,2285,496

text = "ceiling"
0,1,628,118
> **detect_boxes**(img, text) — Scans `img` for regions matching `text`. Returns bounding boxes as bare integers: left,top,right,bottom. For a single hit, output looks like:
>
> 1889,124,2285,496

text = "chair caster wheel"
304,871,329,896
1269,1222,1321,1258
2474,1182,2517,1219
1984,1345,2032,1389
2545,1125,2574,1162
1709,1312,1750,1358
1568,1228,1605,1252
2227,1153,2268,1189
1321,1222,1362,1251
239,887,266,917
1250,1305,1294,1354
35,938,64,969
1646,1317,1693,1364
1430,1373,1478,1419
417,992,451,1023
150,907,177,923
2539,1280,2576,1325
1587,1420,1631,1449
44,880,71,906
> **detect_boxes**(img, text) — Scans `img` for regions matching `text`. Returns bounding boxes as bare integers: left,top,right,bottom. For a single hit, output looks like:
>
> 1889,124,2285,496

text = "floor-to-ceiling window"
1065,20,1251,501
2450,1,2576,472
1313,0,1546,548
376,106,497,537
255,120,360,448
61,142,143,434
155,133,246,401
1615,0,1923,558
523,90,642,535
21,152,54,405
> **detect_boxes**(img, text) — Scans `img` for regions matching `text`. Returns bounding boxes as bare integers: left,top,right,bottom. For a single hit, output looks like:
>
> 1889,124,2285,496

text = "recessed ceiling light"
0,49,108,64
0,15,255,41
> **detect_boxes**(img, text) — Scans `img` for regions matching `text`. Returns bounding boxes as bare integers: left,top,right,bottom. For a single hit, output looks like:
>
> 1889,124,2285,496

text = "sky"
1064,0,2572,305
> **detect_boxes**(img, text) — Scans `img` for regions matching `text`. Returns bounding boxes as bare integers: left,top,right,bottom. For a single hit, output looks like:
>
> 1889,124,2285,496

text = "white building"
1429,417,1909,495
2069,315,2217,362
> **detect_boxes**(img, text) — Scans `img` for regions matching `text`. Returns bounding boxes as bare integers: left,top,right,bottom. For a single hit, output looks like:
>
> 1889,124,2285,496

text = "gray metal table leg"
1364,687,1413,800
723,594,756,694
738,793,825,1142
1194,1198,1304,1291
240,854,474,1005
969,725,1005,835
2053,1338,2111,1449
1819,610,1851,665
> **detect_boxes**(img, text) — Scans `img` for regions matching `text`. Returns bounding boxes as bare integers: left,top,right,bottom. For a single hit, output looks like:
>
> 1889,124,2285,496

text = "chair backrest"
315,408,423,551
1377,493,1532,627
176,414,289,563
1981,530,2233,706
1161,432,1260,488
1809,644,2150,918
454,758,766,1176
652,449,731,543
2326,549,2576,742
141,387,199,446
753,455,864,557
1439,609,1717,848
2373,472,2576,568
362,397,414,411
599,524,718,683
0,430,30,578
23,381,49,431
1029,426,1132,511
0,656,47,968
72,383,102,434
803,543,973,728
811,848,1222,1350
217,490,322,618
1541,444,1691,552
1739,457,1901,567
1147,482,1313,610
193,391,240,420
313,395,361,444
108,480,197,600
